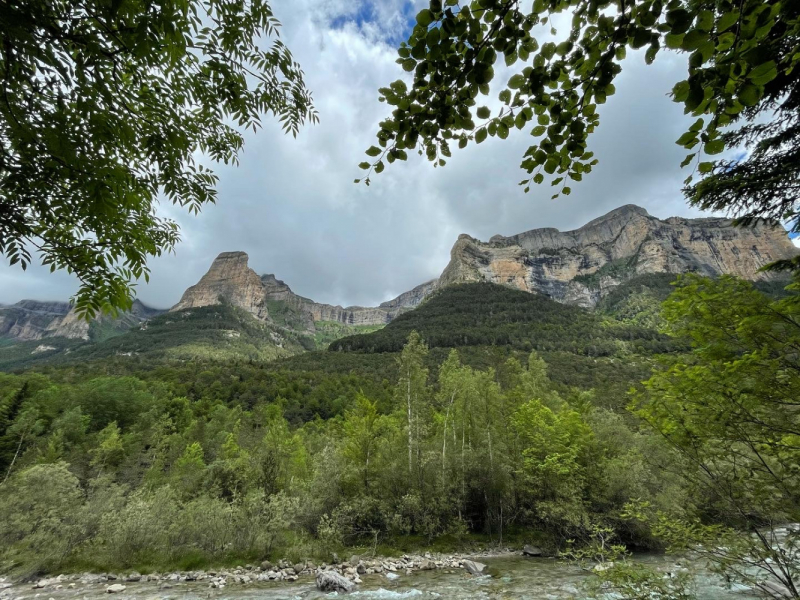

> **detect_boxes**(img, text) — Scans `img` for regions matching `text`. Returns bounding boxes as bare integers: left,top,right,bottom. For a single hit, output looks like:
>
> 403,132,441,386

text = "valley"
0,206,797,599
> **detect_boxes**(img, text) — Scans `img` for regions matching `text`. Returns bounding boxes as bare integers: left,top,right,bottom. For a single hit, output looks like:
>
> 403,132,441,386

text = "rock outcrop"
170,252,420,327
0,299,161,342
438,205,798,307
173,251,270,319
5,205,795,345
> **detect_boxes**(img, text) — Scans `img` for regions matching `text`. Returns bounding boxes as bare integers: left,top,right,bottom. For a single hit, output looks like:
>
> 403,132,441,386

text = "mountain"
166,206,797,327
437,205,798,307
1,204,795,364
172,250,418,327
0,299,163,342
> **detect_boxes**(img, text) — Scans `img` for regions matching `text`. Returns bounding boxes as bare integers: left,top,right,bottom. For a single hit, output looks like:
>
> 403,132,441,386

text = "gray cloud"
0,0,748,309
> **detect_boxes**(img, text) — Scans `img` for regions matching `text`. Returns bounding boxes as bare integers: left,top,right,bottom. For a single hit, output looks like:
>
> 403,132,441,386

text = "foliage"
362,0,799,255
0,0,317,316
0,275,794,584
0,338,678,572
632,274,800,596
331,282,682,356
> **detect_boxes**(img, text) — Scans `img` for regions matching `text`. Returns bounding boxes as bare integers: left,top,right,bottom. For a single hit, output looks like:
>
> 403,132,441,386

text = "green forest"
1,275,798,598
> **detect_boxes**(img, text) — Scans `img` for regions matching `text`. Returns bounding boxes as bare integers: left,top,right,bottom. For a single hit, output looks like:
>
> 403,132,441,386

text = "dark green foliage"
330,283,680,356
573,257,640,289
0,0,317,315
0,305,312,372
364,0,799,271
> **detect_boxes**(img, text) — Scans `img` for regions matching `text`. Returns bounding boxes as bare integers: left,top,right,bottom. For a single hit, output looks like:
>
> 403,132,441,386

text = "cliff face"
5,205,794,344
438,205,798,307
0,299,162,341
172,251,270,319
170,253,418,327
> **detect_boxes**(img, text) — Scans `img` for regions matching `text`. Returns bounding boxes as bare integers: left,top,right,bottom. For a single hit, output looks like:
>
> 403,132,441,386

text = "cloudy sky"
1,0,791,309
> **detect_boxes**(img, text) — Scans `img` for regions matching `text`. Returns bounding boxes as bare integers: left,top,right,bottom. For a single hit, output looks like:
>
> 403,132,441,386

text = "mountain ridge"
1,204,796,343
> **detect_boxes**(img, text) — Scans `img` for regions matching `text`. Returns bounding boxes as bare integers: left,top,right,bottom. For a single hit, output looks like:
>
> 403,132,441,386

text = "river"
0,554,759,600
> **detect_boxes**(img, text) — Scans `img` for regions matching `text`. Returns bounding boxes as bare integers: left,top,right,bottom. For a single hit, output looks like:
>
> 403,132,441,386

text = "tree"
342,393,390,492
1,0,318,316
395,331,430,486
362,0,798,246
631,274,800,597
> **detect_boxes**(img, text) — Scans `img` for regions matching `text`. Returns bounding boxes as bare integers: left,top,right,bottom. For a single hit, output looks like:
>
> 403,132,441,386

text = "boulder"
316,570,354,593
522,545,543,557
418,559,435,571
125,572,141,582
293,563,305,575
106,584,127,593
356,563,367,575
260,561,273,572
462,560,487,575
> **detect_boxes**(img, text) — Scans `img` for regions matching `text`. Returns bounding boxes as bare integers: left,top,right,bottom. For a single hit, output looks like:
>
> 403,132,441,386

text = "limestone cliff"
0,299,162,341
170,252,416,327
439,205,798,307
173,251,270,319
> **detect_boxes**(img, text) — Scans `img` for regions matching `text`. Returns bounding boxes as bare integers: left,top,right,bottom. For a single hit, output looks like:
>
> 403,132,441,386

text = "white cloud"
0,0,760,309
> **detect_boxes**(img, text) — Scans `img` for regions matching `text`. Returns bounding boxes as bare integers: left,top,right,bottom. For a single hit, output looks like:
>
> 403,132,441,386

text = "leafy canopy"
0,0,317,317
362,0,799,242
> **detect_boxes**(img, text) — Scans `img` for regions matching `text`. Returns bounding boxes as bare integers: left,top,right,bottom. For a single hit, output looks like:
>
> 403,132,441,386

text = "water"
0,555,759,600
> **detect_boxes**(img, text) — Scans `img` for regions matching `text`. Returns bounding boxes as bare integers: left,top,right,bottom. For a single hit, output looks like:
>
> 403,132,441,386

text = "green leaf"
717,10,740,32
402,59,416,72
680,153,696,167
704,139,725,155
676,131,698,147
508,74,525,89
365,146,382,157
698,161,714,173
358,162,371,170
738,83,761,107
477,106,491,119
665,33,684,49
416,9,435,27
475,128,488,143
531,125,546,136
747,61,777,86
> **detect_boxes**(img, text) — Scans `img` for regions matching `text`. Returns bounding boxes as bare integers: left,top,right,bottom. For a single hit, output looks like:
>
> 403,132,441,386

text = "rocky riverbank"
0,548,536,595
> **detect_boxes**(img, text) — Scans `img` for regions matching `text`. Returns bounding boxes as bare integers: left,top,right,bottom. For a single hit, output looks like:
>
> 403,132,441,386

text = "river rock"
106,584,126,593
293,563,304,575
418,559,435,570
125,572,141,582
356,562,367,575
260,561,272,571
522,545,543,557
463,560,487,575
316,570,354,593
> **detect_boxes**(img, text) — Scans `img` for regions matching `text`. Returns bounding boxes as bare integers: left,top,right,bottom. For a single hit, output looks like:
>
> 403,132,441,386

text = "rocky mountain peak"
440,204,798,308
172,251,269,319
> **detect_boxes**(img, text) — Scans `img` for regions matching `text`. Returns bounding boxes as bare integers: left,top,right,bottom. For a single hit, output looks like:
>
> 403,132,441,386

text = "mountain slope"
438,205,798,307
330,282,680,356
0,299,162,342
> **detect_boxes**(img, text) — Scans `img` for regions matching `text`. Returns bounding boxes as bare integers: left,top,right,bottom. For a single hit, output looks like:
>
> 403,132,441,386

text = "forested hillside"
0,276,797,600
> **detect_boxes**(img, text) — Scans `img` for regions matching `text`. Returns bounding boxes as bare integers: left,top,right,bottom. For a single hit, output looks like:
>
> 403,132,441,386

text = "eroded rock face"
170,252,418,327
0,299,161,342
173,251,270,319
439,205,798,307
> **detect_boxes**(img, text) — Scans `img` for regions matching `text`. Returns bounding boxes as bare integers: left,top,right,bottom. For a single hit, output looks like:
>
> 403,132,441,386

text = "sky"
1,0,794,310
